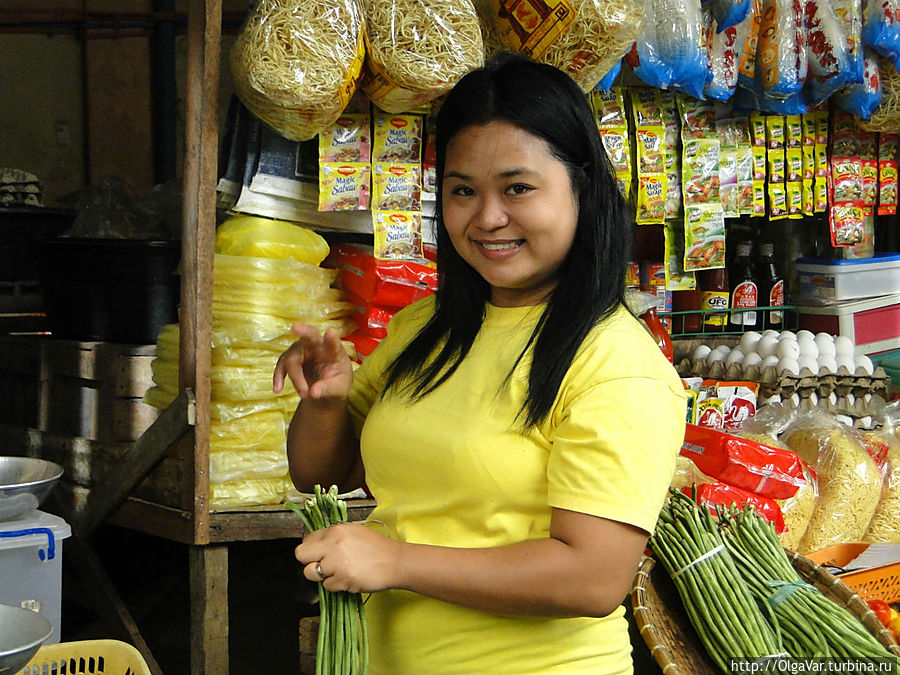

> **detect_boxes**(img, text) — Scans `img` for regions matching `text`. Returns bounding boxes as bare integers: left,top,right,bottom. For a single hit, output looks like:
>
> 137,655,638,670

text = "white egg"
778,330,797,341
760,354,781,369
775,340,801,361
739,331,762,353
835,354,856,372
834,335,854,356
706,347,731,365
790,393,801,405
796,336,819,359
741,352,763,368
816,356,838,373
796,329,815,340
755,335,780,358
778,357,800,375
814,333,836,357
762,329,780,339
725,348,745,365
692,344,712,361
855,354,874,374
809,391,819,405
798,356,819,373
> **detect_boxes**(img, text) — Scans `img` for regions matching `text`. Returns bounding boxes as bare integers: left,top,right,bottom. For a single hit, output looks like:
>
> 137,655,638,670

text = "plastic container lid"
796,253,900,267
0,511,71,556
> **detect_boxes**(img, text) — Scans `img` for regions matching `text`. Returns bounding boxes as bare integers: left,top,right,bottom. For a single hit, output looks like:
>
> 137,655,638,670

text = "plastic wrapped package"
834,47,882,119
629,0,707,97
210,394,300,423
212,295,352,323
359,0,484,112
703,0,752,30
690,482,786,532
229,0,364,142
143,385,178,410
735,0,762,88
775,461,818,551
833,0,864,82
214,253,337,294
211,363,299,401
859,54,900,131
153,323,180,365
210,476,293,508
209,450,290,484
215,217,331,265
862,0,900,67
211,308,354,347
209,410,286,453
755,0,807,99
469,0,506,58
860,429,900,543
704,6,740,100
669,454,717,491
803,0,855,104
782,413,882,554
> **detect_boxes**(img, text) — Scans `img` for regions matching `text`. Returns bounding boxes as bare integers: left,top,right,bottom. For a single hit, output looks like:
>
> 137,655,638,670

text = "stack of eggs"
689,329,875,378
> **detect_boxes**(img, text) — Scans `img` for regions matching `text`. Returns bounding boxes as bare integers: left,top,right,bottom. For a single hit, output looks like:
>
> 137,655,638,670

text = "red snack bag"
344,330,381,363
345,290,397,339
327,243,437,306
686,482,786,533
681,424,807,499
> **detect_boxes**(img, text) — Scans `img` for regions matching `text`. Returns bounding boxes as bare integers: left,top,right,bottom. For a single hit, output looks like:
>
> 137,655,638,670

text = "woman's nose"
475,195,508,230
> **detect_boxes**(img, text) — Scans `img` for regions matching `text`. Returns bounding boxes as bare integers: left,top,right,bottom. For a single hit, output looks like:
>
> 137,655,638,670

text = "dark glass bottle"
698,267,729,333
758,242,785,330
729,240,760,331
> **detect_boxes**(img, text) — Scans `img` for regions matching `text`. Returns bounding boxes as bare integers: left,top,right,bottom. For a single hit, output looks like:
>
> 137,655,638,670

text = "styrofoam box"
0,510,71,644
796,253,900,302
796,293,900,355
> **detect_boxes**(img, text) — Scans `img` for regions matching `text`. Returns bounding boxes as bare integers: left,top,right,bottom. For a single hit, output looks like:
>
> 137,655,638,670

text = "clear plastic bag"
782,412,882,553
210,410,286,453
229,0,364,141
859,429,900,543
215,216,330,265
704,6,740,100
756,0,807,99
859,53,900,131
804,0,855,104
210,450,290,484
703,0,752,30
774,461,818,552
211,308,354,347
862,0,900,67
210,476,292,508
359,0,484,112
834,47,882,119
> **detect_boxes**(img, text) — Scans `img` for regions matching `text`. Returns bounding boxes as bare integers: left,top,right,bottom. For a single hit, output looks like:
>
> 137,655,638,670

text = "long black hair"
381,53,633,429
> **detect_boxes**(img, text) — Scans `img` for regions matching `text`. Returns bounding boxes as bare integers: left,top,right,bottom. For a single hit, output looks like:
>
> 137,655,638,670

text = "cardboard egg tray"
676,357,890,429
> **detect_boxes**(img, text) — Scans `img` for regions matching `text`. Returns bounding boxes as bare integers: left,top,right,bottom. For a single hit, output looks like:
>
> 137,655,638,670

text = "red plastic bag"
686,482,786,533
681,424,807,499
327,243,437,307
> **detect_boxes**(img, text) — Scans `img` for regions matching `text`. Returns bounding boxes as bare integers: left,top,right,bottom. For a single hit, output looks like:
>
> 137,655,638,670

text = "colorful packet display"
373,210,424,260
736,0,763,88
372,163,422,212
683,139,721,205
661,91,683,219
678,96,718,141
785,114,803,218
372,113,424,163
878,133,899,216
631,87,668,224
318,162,371,211
591,88,632,199
732,116,755,216
318,113,372,162
750,115,768,216
765,115,787,220
423,115,437,197
665,220,696,291
859,131,879,215
684,204,726,271
829,111,865,246
814,108,830,212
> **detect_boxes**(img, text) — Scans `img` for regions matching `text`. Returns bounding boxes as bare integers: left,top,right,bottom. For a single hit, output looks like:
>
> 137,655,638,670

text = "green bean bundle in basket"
286,485,368,675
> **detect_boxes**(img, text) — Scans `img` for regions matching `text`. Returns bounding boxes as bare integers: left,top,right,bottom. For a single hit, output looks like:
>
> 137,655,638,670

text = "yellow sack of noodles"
483,0,643,92
229,0,365,141
359,0,485,112
215,216,330,265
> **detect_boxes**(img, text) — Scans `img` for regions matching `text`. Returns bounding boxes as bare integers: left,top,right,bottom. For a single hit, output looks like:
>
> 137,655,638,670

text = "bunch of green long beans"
286,485,368,675
718,503,898,664
650,490,785,672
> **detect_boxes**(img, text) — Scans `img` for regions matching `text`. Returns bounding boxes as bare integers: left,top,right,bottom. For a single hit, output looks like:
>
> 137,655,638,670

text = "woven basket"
631,550,900,675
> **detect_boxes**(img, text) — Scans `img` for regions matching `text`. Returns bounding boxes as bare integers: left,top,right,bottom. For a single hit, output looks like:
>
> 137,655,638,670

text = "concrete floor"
61,525,319,674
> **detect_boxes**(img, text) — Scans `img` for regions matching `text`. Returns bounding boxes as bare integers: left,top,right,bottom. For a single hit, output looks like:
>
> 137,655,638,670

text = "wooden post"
189,544,229,674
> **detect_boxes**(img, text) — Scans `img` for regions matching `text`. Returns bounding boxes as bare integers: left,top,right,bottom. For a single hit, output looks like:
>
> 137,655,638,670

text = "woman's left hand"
296,523,400,594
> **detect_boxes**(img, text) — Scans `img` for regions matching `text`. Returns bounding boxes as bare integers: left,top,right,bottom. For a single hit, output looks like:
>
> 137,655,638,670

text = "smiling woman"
273,52,687,675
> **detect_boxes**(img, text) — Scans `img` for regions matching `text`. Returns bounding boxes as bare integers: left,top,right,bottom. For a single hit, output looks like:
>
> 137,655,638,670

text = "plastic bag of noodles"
834,47,882,119
359,0,485,113
859,54,900,131
229,0,365,141
484,0,643,93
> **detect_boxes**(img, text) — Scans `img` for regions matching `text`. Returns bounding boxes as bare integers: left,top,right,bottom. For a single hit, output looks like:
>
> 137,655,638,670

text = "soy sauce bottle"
728,240,759,330
698,267,729,333
758,242,785,329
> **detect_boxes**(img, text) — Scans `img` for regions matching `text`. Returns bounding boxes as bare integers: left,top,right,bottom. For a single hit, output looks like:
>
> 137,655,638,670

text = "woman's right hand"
273,324,354,400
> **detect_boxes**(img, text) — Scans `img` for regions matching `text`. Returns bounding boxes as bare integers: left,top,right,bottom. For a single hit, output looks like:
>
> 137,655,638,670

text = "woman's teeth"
481,241,521,251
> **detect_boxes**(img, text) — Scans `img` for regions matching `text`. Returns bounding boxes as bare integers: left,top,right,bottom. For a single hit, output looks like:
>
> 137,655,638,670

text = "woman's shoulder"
384,294,436,337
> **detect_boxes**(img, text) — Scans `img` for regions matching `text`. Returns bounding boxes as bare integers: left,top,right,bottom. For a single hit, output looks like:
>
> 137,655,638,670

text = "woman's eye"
449,185,474,196
507,183,532,195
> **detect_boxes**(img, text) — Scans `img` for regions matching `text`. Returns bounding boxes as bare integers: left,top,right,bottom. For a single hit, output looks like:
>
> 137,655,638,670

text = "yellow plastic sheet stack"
144,216,355,507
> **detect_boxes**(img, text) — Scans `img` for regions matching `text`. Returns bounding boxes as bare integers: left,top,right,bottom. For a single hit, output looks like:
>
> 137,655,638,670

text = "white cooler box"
796,293,900,355
796,253,900,302
0,510,71,644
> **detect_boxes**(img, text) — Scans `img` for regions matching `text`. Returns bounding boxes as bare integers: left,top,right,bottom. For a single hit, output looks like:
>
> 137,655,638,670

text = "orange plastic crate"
805,543,900,604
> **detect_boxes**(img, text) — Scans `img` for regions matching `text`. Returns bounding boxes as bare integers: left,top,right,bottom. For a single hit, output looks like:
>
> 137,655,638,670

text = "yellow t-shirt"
348,296,686,674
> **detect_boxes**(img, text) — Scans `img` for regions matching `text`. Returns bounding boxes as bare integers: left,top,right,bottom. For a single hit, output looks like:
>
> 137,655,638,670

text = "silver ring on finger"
316,562,327,581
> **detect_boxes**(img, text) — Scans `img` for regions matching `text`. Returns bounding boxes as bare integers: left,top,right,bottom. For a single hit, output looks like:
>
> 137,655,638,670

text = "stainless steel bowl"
0,604,53,674
0,457,63,522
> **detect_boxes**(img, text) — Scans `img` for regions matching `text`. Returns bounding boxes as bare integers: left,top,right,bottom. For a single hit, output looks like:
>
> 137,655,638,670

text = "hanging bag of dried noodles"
229,0,365,141
359,0,485,113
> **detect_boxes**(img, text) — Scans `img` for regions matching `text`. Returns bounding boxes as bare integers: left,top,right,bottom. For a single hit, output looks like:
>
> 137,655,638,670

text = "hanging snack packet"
372,113,423,163
373,211,424,260
360,0,484,113
318,114,372,163
878,133,899,215
591,88,633,198
372,163,422,212
661,91,684,218
230,0,365,141
631,87,668,224
318,163,371,212
860,131,879,215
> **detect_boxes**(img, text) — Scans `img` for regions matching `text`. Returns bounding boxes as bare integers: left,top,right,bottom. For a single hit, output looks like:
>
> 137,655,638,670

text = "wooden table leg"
190,544,229,674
